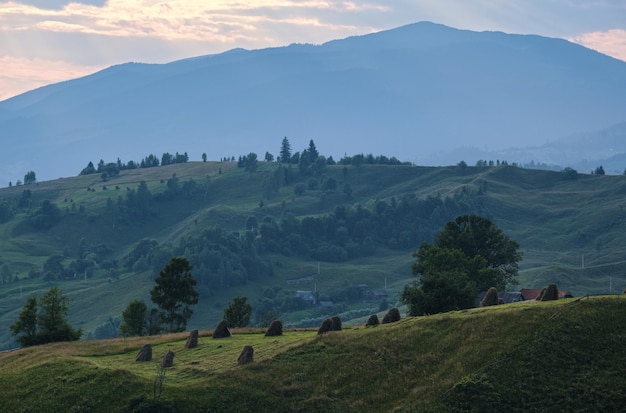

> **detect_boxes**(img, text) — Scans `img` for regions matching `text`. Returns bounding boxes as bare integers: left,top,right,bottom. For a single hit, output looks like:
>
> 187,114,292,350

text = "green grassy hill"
1,161,626,350
1,296,624,412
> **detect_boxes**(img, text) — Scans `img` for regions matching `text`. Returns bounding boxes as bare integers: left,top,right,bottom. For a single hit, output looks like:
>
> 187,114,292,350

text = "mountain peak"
0,22,625,184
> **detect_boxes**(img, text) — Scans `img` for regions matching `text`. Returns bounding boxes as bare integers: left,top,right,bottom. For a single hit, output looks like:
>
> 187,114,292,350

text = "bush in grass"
213,319,231,338
539,284,559,301
480,287,500,307
382,307,401,324
265,320,283,337
128,397,176,413
317,318,334,335
331,316,342,331
365,314,379,327
444,374,501,412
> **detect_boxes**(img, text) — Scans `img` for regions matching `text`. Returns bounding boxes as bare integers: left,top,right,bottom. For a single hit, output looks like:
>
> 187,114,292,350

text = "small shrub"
444,374,501,412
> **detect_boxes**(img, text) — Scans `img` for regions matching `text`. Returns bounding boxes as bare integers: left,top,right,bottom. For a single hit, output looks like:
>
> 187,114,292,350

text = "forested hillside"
1,152,625,350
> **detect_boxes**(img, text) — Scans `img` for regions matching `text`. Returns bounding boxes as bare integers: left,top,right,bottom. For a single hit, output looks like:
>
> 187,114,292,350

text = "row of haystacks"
134,319,286,367
135,307,405,368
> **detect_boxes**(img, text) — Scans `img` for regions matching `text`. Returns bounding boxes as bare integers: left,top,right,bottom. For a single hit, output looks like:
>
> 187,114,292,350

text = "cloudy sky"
1,0,625,101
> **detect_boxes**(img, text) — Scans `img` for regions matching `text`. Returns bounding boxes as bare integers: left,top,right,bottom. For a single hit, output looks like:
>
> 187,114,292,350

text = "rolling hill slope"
0,296,624,412
1,161,626,351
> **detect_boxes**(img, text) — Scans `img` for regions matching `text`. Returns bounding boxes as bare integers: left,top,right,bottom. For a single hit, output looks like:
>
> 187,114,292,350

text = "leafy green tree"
10,296,39,347
402,215,520,315
43,253,65,279
223,296,252,327
99,162,120,181
80,161,97,175
323,177,337,192
264,152,274,162
36,287,82,344
24,170,36,185
594,165,605,175
11,287,82,347
0,200,12,224
402,249,488,315
202,153,207,162
425,214,521,289
119,300,147,337
150,257,199,333
33,200,61,229
244,152,258,173
279,137,292,164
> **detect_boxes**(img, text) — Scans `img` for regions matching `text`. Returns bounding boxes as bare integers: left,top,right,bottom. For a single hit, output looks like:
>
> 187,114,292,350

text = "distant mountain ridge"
1,21,626,184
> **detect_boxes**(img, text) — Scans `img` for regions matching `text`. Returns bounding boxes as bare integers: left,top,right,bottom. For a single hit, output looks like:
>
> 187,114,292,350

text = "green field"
1,161,626,350
1,296,625,412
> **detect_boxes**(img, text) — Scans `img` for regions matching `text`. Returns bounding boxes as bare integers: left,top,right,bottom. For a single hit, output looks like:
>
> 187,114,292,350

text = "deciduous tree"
223,296,252,328
422,214,521,290
24,170,36,185
150,257,198,333
402,215,521,316
10,287,82,347
120,300,147,337
37,287,82,344
10,296,39,347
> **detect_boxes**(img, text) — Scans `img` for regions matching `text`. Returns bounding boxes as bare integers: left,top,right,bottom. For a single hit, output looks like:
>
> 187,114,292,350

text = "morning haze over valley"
1,2,626,411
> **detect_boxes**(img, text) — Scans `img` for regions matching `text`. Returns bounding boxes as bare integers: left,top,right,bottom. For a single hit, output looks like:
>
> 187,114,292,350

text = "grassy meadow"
1,161,626,351
1,296,625,412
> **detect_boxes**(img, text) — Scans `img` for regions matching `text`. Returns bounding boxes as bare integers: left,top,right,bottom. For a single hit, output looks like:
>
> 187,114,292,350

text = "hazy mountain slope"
1,21,625,184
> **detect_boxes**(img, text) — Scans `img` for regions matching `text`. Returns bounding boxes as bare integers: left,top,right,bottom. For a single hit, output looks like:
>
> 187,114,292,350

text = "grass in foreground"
2,296,626,412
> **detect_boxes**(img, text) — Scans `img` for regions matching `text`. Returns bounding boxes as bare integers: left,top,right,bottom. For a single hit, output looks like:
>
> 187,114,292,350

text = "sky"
1,0,626,101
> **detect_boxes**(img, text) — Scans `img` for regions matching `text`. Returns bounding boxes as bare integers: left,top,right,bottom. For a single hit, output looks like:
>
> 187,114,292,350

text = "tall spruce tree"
279,137,292,164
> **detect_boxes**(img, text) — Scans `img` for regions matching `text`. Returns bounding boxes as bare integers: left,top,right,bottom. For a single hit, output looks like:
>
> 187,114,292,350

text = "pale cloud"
569,29,626,61
0,0,380,41
0,56,102,100
1,0,626,100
